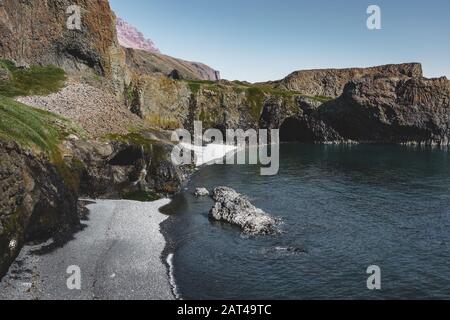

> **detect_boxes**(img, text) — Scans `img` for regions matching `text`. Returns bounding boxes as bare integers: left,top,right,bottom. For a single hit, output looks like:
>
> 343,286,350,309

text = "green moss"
52,154,82,193
185,79,218,94
181,79,333,123
246,87,266,121
0,96,77,154
188,82,201,94
0,60,66,97
106,132,158,150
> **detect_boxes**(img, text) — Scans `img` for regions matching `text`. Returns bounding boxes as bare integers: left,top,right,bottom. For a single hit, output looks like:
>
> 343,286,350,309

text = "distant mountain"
124,48,221,81
116,17,220,81
116,17,160,54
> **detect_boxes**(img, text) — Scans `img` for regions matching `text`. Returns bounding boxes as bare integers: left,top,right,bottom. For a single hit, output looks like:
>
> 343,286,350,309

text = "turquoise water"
162,144,450,299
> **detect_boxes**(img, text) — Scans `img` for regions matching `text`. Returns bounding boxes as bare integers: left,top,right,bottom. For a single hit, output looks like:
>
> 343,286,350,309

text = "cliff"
316,75,450,144
266,63,423,98
0,0,129,98
258,73,450,145
1,0,450,280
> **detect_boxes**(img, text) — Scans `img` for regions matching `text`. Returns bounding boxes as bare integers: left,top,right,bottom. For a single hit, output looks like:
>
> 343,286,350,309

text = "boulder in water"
209,187,280,235
194,187,210,197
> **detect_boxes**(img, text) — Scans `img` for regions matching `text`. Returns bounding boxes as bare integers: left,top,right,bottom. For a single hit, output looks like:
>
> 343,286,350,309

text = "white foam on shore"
166,253,182,300
180,143,238,166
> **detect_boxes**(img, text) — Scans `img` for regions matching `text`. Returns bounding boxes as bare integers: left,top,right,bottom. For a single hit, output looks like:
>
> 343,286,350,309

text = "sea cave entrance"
279,117,314,142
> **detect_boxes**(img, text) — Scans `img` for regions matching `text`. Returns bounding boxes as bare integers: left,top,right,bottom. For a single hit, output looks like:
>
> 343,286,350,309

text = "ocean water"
161,144,450,300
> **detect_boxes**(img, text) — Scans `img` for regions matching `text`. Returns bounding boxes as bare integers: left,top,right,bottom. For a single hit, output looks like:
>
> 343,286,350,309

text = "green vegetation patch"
0,59,66,97
0,96,76,154
246,87,266,121
106,132,158,150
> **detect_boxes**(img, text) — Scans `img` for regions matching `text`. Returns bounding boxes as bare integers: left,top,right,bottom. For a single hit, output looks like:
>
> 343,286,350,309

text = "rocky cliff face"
316,75,450,144
0,0,129,97
267,63,423,98
258,73,450,145
116,17,160,54
0,141,80,278
130,76,284,132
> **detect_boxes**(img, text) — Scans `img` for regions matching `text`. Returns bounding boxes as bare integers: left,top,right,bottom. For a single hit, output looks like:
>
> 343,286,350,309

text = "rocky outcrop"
64,133,187,198
267,63,423,98
194,188,209,197
209,187,280,235
0,0,129,98
260,74,450,145
0,141,79,278
124,48,220,81
116,17,160,54
131,76,281,132
316,75,450,145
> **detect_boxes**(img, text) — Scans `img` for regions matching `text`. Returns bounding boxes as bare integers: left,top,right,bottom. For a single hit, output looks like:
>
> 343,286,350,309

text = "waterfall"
133,145,148,186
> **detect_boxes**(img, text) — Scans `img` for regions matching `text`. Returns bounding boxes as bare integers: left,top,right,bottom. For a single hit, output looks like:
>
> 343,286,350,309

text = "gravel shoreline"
0,199,173,300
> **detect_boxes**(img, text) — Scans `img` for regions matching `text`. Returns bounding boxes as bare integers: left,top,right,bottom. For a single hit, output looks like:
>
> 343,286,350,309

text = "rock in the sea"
194,188,210,197
209,187,280,235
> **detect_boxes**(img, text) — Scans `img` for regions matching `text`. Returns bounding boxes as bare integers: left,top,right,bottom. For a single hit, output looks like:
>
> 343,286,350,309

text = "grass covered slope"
0,59,66,97
0,96,77,154
0,60,79,154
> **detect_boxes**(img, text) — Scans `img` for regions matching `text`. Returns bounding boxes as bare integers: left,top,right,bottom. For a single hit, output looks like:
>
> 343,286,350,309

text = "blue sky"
110,0,450,82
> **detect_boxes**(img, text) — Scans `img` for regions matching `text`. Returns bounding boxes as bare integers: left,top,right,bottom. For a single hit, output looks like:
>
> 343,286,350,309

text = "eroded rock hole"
109,146,143,166
280,117,314,142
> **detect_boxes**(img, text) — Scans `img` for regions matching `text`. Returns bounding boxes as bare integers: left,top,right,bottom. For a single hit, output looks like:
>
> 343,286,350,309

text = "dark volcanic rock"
209,187,280,235
0,142,79,278
317,76,450,145
66,136,186,198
